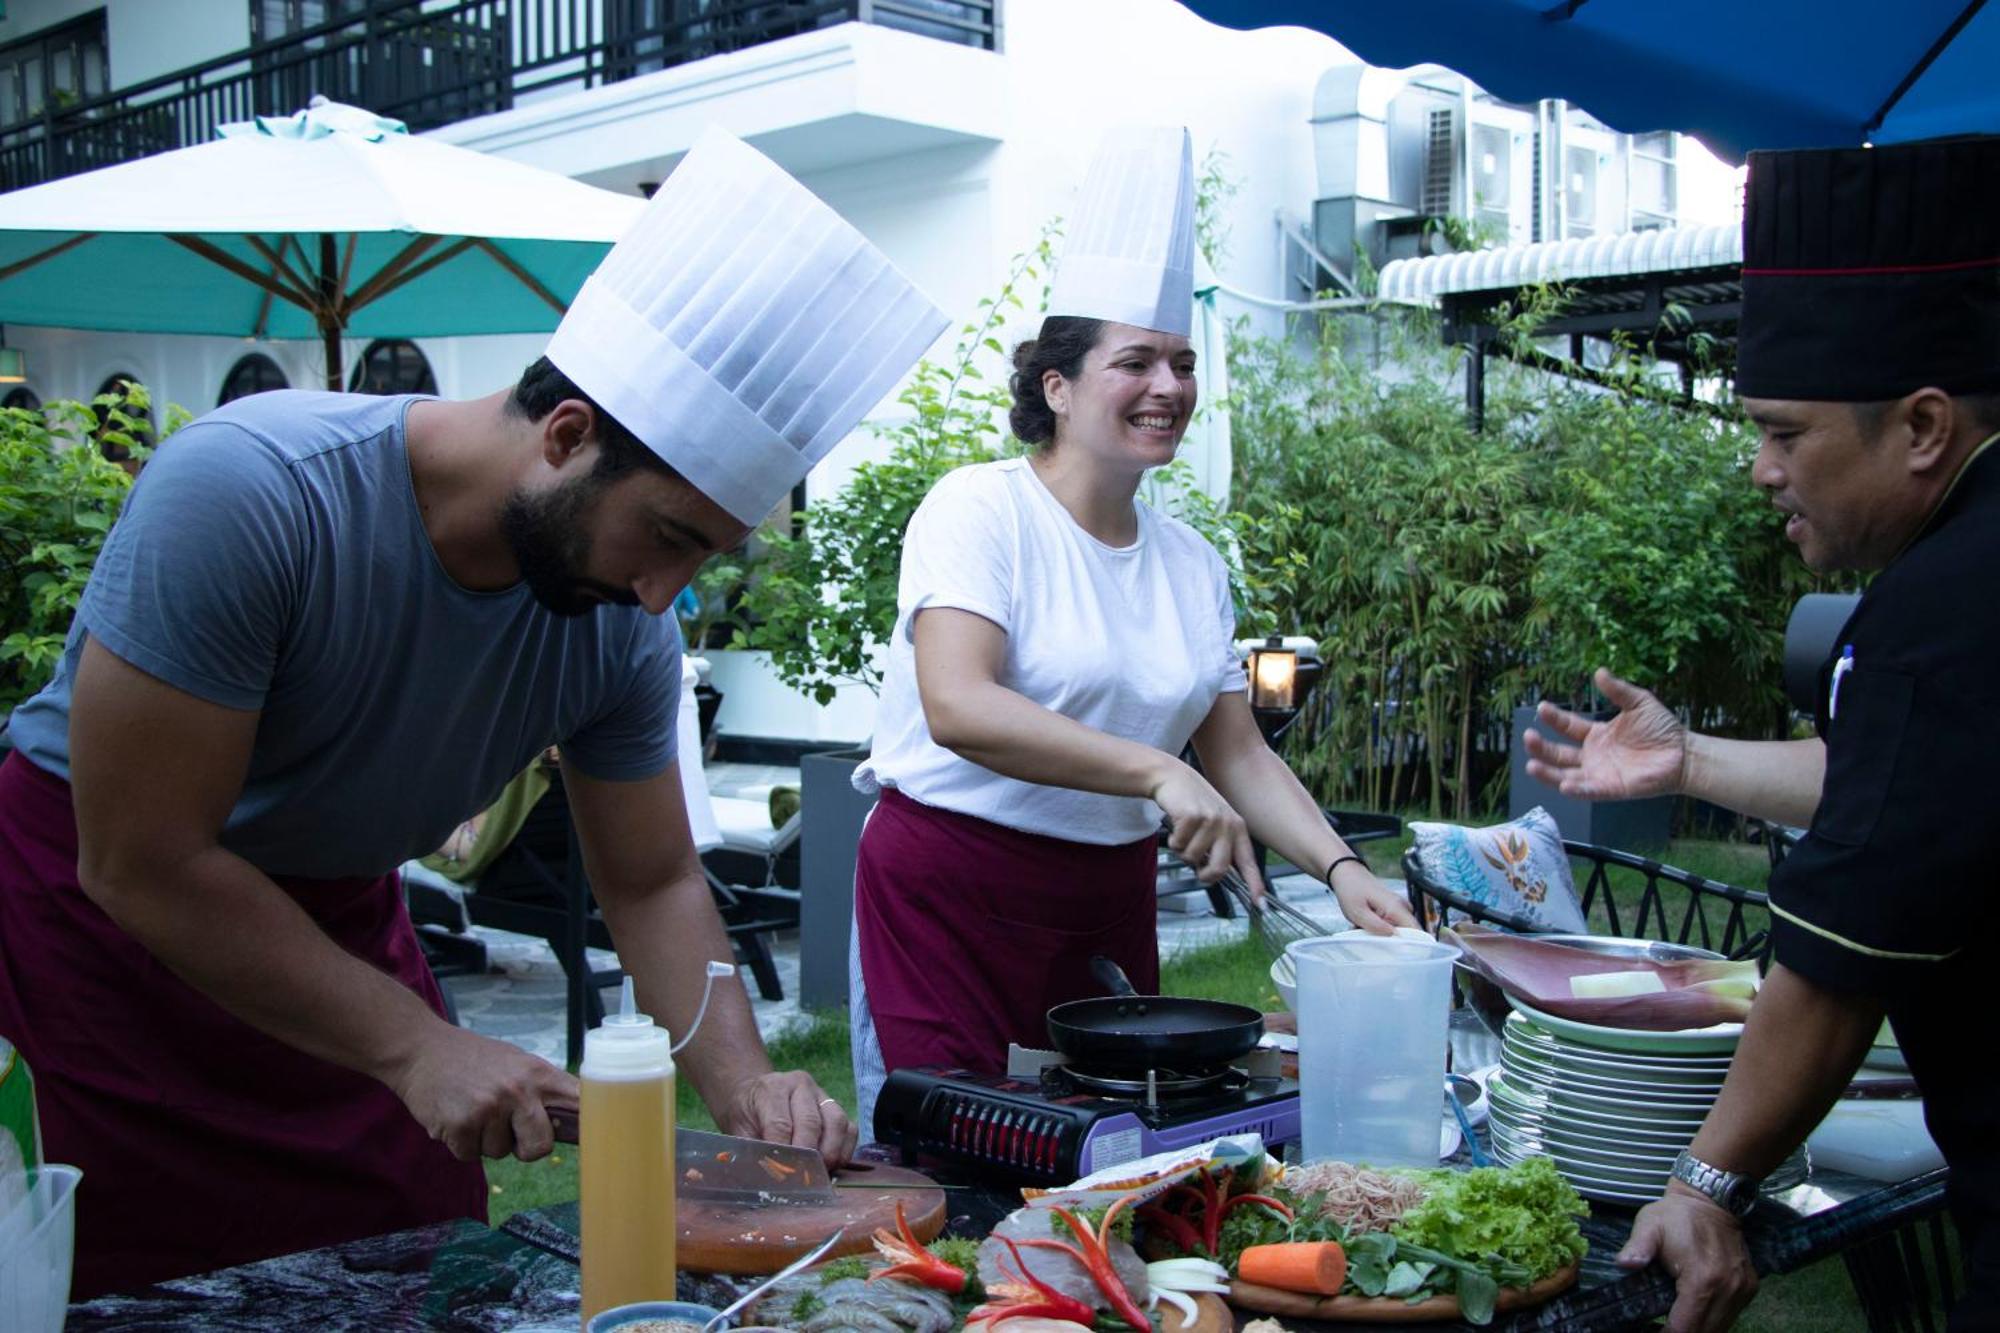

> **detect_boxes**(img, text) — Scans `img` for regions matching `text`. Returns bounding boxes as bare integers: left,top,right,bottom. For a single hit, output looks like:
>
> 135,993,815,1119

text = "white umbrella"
0,99,644,388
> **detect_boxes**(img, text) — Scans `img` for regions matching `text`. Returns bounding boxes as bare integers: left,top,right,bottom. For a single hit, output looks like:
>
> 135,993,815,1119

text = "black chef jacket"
1768,435,2000,1321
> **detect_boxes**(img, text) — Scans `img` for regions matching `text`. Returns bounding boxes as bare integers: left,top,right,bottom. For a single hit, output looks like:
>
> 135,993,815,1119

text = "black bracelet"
1324,854,1366,885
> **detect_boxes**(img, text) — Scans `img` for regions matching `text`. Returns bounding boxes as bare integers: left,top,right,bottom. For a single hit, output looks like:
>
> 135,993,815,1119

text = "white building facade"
0,0,1709,741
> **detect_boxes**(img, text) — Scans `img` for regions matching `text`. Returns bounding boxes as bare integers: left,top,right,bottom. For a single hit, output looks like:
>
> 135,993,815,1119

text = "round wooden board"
1229,1260,1579,1322
677,1161,947,1275
1158,1290,1233,1333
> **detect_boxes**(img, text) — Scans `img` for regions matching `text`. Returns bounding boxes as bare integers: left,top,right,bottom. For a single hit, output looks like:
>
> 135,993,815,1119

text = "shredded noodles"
1279,1161,1428,1234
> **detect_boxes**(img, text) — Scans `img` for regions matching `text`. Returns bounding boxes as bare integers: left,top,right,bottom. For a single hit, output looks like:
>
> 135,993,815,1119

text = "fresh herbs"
816,1255,871,1283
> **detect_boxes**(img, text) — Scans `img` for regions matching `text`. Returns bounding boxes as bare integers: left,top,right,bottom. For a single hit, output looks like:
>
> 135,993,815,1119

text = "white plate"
1549,1083,1711,1123
1488,1073,1709,1136
1490,1104,1694,1154
1487,1101,1696,1156
1497,1061,1719,1114
1489,1140,1665,1206
1550,1048,1734,1086
1496,1096,1696,1144
1504,1060,1724,1106
1510,1001,1743,1055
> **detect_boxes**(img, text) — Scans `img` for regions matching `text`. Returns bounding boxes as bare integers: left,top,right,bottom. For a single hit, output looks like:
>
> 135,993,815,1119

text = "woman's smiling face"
1045,322,1197,470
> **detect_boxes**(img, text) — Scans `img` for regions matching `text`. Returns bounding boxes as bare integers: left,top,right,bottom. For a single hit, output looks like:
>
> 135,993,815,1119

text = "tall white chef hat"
546,128,947,526
1045,126,1196,338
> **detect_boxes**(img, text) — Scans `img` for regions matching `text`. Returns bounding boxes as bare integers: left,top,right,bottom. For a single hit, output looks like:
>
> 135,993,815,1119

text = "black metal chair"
413,772,793,1066
1403,837,1772,963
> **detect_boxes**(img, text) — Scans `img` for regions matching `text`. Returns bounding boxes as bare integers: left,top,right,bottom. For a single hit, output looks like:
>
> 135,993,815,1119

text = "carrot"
1237,1241,1348,1295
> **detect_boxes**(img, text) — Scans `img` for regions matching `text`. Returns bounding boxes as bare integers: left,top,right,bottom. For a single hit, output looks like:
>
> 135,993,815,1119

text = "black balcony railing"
0,0,1000,192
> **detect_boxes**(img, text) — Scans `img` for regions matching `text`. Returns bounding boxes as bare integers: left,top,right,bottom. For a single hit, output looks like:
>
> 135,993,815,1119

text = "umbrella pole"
319,234,343,391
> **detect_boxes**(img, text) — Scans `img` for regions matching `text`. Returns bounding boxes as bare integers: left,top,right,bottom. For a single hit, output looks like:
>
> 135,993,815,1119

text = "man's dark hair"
507,356,675,482
1008,317,1108,447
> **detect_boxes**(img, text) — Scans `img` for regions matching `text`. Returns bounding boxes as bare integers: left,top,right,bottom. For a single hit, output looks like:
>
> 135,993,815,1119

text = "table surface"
65,1149,1948,1332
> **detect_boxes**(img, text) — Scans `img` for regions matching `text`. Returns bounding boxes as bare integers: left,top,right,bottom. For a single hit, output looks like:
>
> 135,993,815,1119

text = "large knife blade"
675,1126,837,1204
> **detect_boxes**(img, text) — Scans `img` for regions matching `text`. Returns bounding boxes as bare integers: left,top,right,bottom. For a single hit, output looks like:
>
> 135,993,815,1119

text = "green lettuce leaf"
1389,1156,1589,1282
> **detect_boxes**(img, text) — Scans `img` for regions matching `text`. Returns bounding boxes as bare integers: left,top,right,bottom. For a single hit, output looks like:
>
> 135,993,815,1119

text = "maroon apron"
856,787,1159,1075
0,751,487,1298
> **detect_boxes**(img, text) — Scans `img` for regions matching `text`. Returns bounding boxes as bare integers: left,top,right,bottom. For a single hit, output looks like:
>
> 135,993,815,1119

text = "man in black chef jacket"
1523,134,2000,1333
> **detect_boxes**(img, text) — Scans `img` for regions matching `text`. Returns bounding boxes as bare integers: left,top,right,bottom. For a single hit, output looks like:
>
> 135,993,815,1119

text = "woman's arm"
1191,691,1418,932
912,606,1260,886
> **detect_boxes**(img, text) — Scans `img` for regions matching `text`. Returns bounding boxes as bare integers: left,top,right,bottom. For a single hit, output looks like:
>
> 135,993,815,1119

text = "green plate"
1512,1000,1742,1055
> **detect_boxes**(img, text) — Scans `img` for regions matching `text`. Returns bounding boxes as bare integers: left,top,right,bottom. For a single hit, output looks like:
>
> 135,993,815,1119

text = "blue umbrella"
1175,1,1996,163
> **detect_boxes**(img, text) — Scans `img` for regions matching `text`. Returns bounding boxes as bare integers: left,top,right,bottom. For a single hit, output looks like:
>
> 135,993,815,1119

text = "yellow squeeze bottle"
580,977,676,1321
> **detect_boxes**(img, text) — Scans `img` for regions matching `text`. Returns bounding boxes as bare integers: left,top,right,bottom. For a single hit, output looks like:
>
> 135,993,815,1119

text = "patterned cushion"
1408,806,1588,932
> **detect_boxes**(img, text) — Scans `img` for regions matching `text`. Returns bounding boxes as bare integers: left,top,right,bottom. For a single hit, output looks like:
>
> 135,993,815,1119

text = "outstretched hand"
1522,668,1688,802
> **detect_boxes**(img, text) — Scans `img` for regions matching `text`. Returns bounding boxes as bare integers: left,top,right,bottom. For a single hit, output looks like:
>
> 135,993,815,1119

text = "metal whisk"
1213,868,1337,990
1160,817,1342,981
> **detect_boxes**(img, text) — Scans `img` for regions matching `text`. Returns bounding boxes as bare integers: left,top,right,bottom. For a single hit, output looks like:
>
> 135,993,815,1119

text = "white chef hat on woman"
546,128,947,526
1045,126,1196,338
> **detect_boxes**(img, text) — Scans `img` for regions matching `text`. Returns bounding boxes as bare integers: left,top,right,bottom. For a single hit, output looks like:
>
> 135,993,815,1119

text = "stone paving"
444,865,1361,1065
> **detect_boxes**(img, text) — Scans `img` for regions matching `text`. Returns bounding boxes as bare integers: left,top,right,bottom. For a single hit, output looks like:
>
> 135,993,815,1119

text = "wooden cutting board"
1229,1260,1579,1322
678,1160,947,1274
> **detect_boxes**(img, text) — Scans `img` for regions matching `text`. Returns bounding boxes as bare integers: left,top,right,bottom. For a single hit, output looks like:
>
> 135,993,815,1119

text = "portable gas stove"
873,1045,1300,1188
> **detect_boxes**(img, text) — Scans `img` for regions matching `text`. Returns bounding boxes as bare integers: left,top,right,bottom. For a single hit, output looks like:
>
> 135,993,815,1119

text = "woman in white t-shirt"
848,312,1417,1128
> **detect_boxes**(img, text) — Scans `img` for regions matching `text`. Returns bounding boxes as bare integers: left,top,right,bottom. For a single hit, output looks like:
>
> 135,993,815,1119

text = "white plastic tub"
0,1163,80,1333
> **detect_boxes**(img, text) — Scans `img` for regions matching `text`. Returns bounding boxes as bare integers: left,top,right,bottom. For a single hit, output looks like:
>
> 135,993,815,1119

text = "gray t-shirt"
7,391,681,879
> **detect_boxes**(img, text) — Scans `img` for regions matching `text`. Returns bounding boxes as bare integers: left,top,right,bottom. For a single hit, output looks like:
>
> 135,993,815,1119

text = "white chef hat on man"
1046,126,1196,338
546,128,947,526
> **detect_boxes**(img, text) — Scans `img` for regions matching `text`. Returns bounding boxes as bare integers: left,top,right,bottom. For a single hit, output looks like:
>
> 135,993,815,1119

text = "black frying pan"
1046,956,1265,1069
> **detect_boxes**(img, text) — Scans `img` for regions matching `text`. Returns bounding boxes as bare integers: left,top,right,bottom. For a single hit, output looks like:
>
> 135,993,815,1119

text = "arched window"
219,352,290,406
94,373,153,465
348,339,437,396
3,386,41,412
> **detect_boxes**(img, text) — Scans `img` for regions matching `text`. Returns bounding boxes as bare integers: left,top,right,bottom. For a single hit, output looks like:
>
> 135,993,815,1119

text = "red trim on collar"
1743,255,2000,277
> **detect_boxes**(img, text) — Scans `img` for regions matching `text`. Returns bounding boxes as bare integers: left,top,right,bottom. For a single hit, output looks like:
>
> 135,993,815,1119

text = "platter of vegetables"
745,1136,1589,1329
1143,1155,1588,1325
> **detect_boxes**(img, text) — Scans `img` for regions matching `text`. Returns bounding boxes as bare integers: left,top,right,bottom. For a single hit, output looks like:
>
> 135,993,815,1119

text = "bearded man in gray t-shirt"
0,129,944,1296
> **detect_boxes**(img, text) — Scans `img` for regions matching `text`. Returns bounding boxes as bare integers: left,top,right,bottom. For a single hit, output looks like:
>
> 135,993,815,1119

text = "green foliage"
0,383,188,715
1228,301,1827,818
734,226,1057,704
677,550,751,649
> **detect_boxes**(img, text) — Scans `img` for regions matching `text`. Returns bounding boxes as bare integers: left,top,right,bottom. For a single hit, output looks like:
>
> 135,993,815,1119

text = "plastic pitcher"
0,1163,81,1333
1294,931,1461,1167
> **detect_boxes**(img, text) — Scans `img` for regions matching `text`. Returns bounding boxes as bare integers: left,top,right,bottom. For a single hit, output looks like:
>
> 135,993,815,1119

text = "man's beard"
498,473,641,617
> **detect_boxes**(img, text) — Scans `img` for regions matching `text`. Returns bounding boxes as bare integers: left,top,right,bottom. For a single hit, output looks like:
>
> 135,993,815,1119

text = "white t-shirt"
855,457,1247,844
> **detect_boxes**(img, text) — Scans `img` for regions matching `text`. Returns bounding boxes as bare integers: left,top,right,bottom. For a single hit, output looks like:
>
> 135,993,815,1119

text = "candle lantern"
1248,636,1298,711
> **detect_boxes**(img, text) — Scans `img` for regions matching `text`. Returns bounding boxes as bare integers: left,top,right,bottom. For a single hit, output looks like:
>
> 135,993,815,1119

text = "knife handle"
547,1104,580,1144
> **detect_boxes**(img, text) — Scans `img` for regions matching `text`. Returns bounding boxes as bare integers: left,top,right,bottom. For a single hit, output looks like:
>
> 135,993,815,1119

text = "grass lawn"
485,830,1874,1329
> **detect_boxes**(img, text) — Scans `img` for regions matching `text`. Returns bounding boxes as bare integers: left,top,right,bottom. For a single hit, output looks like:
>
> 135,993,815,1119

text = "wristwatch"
1671,1149,1760,1217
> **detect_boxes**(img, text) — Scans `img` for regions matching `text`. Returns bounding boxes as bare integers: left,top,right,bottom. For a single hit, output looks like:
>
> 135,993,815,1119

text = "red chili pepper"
1199,1168,1226,1256
868,1200,967,1294
1017,1199,1153,1333
1218,1193,1296,1226
1138,1201,1206,1256
966,1236,1096,1325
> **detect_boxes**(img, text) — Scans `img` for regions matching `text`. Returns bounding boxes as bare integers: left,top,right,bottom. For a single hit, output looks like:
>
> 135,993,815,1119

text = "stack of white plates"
1486,1006,1736,1205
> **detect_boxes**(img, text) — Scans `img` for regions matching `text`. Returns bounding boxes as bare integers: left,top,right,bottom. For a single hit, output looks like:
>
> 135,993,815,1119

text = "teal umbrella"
0,99,644,388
